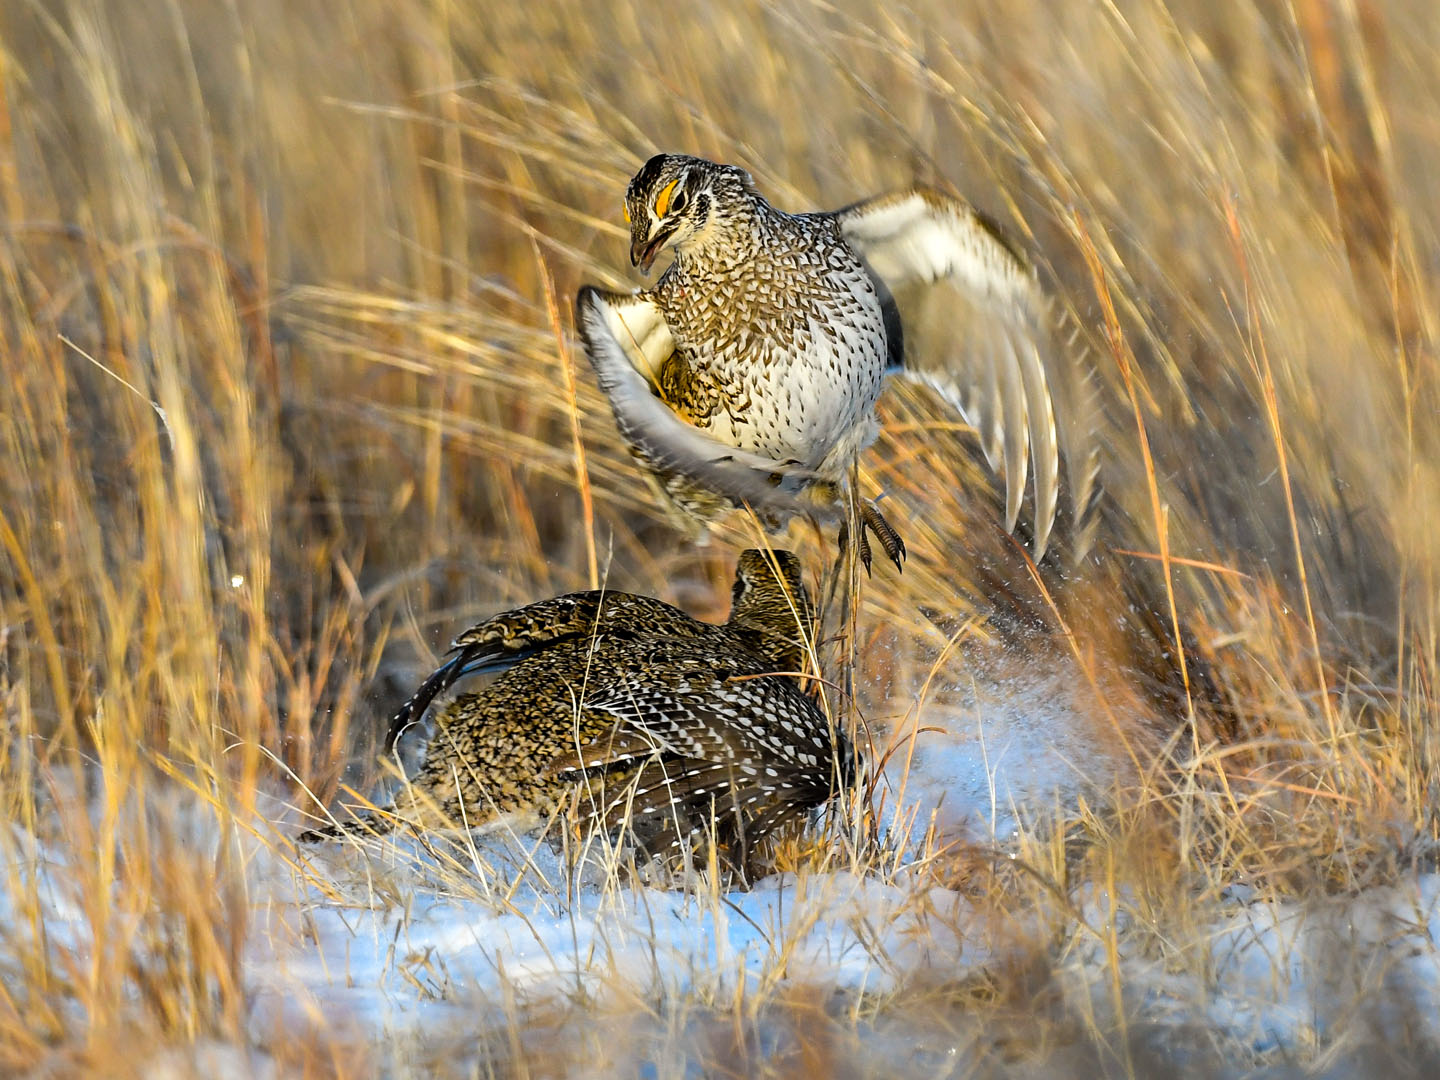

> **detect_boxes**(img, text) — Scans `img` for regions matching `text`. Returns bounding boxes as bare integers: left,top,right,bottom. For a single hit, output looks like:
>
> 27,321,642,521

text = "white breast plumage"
576,156,1097,568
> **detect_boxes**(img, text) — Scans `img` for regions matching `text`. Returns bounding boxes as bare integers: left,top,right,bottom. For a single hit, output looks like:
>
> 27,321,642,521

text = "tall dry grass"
0,0,1436,1073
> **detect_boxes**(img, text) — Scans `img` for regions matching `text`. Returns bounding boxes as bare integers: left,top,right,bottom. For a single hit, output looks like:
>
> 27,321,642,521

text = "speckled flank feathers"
300,551,850,873
578,153,1100,567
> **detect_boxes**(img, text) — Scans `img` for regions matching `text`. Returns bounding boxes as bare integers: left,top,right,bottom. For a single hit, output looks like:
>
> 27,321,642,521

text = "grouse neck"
672,196,791,278
729,601,815,675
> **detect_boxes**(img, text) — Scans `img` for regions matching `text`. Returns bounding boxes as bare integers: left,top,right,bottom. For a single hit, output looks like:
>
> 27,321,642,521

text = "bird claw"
861,500,906,571
837,501,906,575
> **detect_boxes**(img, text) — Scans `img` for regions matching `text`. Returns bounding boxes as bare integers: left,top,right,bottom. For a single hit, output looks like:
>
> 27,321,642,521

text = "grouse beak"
631,226,674,276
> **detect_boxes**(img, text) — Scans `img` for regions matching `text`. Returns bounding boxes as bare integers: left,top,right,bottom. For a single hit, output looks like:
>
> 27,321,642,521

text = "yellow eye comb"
654,178,680,218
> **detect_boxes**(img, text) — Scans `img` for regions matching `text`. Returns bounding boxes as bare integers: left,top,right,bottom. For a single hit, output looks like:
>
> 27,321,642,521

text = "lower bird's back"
391,632,852,874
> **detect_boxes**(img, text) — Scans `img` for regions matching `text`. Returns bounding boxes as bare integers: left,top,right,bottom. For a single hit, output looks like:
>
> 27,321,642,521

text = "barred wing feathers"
835,189,1098,558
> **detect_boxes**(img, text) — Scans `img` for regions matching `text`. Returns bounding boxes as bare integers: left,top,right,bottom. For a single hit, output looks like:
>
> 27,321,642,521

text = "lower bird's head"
623,153,759,274
729,549,815,672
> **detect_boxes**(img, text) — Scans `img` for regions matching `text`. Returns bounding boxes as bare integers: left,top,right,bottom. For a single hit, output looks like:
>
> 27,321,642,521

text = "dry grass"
0,0,1436,1074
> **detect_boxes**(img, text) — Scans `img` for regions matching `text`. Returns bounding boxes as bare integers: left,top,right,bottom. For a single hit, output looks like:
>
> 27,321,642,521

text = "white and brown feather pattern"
648,206,887,470
578,154,1098,564
382,549,815,754
577,286,823,526
302,551,850,873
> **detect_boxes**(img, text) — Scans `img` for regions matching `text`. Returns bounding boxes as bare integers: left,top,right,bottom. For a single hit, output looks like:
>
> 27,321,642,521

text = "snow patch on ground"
242,835,1440,1066
247,838,990,1037
873,650,1138,845
9,661,1440,1070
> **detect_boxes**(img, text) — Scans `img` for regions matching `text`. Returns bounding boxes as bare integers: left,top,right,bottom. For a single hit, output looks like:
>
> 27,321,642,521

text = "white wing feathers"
582,285,674,385
575,286,818,519
836,190,1043,315
837,189,1077,558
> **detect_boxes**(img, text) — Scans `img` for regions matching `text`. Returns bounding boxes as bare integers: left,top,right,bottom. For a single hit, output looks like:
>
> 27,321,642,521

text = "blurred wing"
836,189,1095,558
575,285,819,516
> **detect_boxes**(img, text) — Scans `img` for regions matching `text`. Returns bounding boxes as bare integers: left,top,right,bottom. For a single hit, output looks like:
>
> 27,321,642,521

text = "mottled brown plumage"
578,153,1100,570
380,549,815,755
299,551,850,872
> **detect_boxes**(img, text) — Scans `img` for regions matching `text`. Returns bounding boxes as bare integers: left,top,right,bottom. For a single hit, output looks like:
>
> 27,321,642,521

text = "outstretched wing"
575,286,820,520
835,189,1097,559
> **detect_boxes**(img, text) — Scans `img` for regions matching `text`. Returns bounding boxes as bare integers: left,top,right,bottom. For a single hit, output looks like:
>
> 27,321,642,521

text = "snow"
242,833,1440,1066
872,656,1138,845
7,661,1440,1071
247,841,990,1035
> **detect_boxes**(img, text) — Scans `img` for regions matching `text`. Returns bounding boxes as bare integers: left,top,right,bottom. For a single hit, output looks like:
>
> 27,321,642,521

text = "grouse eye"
668,186,688,216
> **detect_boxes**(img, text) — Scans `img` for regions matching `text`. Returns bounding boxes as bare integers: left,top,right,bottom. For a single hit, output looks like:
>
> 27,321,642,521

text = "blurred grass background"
0,0,1436,1073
